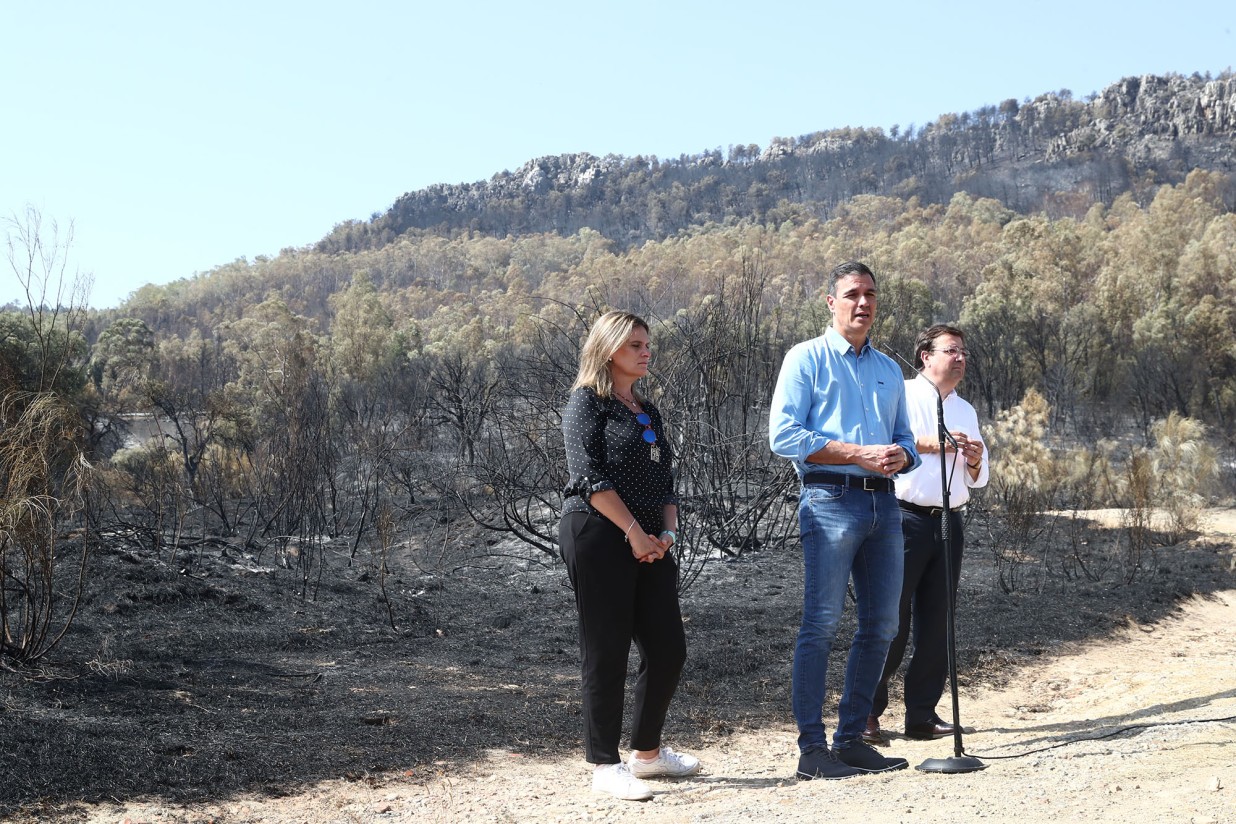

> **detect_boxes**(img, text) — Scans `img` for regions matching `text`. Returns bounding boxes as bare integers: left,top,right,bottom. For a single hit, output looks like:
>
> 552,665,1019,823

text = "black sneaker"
796,746,863,780
834,740,909,773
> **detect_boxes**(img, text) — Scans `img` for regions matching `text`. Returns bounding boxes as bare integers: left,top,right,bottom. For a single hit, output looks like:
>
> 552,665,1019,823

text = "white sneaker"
591,762,653,800
628,746,702,778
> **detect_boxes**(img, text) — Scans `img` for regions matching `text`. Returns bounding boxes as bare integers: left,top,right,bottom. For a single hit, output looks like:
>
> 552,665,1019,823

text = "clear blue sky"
3,1,1233,309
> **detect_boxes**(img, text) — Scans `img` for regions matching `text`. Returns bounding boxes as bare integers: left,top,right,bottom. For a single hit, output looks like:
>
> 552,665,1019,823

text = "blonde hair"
570,310,650,400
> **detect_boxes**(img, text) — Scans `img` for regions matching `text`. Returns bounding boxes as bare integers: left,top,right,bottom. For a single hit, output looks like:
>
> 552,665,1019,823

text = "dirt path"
74,520,1236,824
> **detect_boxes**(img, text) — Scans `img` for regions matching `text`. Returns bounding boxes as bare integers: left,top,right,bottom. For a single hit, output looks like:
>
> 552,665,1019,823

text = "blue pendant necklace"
616,391,660,462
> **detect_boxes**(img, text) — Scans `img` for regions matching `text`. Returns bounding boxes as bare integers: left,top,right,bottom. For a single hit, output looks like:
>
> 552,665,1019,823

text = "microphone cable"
960,711,1236,759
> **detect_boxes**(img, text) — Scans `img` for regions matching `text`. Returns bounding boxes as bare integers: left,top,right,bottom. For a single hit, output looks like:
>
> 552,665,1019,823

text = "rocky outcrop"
318,71,1236,255
1053,73,1236,162
1091,74,1236,135
514,154,618,193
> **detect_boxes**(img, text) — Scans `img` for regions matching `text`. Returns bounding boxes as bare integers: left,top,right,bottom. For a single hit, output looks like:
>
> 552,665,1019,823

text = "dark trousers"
559,510,687,765
873,507,964,726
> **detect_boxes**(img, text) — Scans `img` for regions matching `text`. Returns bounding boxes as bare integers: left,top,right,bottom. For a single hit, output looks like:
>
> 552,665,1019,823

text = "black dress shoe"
834,741,908,773
796,746,862,780
904,718,958,740
861,715,884,745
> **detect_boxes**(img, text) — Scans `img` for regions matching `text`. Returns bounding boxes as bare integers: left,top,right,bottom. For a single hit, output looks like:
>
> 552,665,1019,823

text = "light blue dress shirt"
769,327,920,479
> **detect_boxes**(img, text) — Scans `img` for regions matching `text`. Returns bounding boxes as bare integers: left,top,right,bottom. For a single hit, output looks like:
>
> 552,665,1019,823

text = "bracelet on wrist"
624,517,638,543
660,529,677,545
967,461,980,470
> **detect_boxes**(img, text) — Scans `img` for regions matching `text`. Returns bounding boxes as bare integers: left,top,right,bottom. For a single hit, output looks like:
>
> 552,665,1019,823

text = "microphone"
883,344,922,376
885,345,938,392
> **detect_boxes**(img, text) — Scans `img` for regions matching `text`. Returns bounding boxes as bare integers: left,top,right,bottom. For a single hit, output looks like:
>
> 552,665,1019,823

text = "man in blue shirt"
769,261,920,779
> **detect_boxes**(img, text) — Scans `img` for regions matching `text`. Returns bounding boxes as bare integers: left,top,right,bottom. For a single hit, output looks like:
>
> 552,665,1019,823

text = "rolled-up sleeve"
769,343,830,462
562,388,614,499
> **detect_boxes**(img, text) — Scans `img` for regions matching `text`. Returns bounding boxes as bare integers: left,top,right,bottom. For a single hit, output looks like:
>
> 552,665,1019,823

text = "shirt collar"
914,372,956,398
824,326,870,356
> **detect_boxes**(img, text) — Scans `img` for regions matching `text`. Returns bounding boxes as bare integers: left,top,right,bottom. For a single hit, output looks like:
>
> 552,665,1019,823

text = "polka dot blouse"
561,387,677,533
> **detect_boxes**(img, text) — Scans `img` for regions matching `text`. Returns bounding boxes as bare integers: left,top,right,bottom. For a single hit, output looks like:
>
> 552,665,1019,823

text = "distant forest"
2,71,1232,662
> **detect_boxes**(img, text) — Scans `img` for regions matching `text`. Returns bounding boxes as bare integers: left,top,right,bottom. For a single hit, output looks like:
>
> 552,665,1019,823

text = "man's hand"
951,430,984,468
853,444,908,478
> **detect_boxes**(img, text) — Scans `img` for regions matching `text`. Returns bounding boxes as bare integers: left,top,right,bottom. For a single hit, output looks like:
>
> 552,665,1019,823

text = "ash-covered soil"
2,510,1234,823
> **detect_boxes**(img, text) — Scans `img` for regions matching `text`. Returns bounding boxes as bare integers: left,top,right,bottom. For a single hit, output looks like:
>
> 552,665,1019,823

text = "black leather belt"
899,500,952,517
801,471,894,494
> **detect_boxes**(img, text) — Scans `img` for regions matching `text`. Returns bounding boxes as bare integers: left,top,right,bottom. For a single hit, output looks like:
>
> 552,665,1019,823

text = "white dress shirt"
894,375,989,508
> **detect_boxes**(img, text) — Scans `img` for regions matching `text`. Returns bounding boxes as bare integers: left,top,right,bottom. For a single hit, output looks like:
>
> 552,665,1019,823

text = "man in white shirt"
867,324,989,743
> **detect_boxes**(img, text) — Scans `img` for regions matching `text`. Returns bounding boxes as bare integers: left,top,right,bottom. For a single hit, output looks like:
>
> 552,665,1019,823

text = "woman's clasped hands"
630,530,672,563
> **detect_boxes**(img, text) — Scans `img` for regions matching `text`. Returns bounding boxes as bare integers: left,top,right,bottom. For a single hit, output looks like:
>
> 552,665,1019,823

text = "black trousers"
559,510,687,765
872,507,964,726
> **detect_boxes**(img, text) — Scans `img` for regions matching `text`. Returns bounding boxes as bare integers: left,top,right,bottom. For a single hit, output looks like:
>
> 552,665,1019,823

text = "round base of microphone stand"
916,755,987,774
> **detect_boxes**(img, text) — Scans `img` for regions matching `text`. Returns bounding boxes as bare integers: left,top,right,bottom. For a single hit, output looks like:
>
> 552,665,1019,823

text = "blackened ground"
1,511,1232,822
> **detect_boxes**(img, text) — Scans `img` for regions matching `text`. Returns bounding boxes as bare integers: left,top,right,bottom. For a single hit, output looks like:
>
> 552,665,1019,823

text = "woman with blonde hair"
559,310,700,801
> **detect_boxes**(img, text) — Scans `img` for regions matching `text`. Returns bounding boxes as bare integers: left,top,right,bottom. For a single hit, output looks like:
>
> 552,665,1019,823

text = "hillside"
315,71,1236,255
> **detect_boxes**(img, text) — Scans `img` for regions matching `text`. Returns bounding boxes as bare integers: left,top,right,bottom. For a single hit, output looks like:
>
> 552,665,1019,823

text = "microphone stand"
889,349,985,774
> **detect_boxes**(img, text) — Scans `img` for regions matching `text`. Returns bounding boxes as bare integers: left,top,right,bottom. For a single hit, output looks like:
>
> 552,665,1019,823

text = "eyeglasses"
635,412,657,444
932,347,969,359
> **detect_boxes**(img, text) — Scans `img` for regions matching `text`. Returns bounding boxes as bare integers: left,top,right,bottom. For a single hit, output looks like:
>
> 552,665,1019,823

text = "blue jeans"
793,484,903,751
